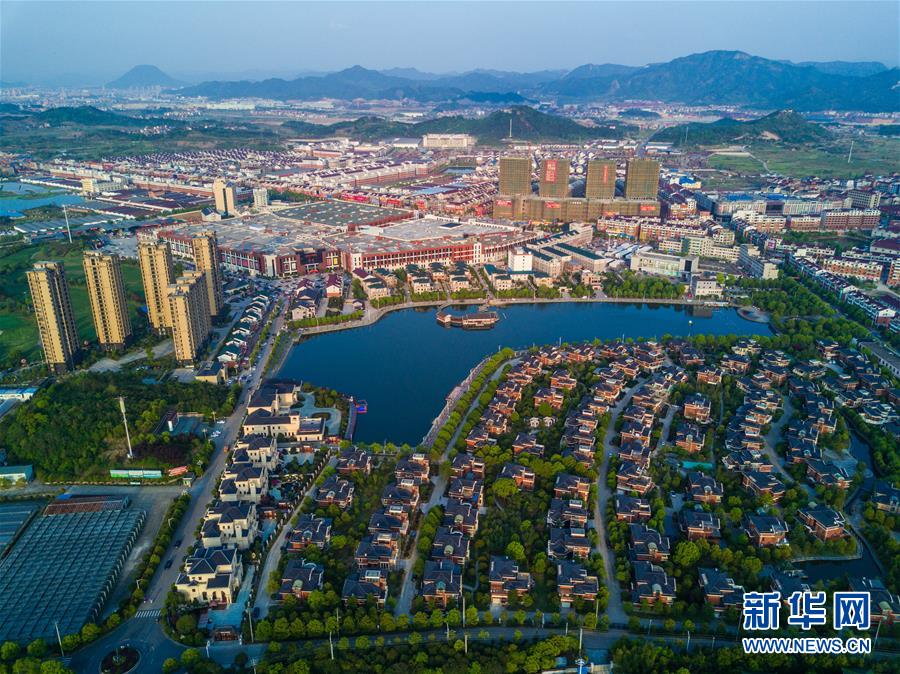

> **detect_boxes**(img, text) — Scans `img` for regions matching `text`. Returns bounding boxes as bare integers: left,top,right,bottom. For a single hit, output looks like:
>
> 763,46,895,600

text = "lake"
0,181,85,217
279,301,766,444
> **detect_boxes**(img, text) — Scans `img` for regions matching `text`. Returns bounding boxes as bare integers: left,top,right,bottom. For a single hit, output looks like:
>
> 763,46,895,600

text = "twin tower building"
26,231,224,373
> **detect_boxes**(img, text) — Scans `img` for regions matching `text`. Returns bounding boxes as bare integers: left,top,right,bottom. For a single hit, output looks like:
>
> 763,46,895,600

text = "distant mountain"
283,105,633,144
651,110,831,147
600,51,898,112
178,65,463,102
539,63,640,98
794,60,888,77
174,51,899,112
107,65,184,89
380,68,446,81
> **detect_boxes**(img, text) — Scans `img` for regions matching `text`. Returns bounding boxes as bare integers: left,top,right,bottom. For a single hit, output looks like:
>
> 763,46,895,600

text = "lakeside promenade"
294,295,736,338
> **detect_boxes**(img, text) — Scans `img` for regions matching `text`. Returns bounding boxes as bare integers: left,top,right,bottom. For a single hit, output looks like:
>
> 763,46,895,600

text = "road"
89,339,173,373
761,395,796,485
139,301,288,606
254,454,336,619
593,378,644,626
394,357,515,617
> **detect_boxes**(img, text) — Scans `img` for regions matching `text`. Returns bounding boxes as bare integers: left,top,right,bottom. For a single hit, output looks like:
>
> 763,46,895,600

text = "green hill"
651,110,830,147
35,106,176,127
284,106,634,144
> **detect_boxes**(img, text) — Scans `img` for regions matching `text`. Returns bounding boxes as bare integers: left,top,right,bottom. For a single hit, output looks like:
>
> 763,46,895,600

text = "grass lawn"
0,240,145,364
708,136,900,180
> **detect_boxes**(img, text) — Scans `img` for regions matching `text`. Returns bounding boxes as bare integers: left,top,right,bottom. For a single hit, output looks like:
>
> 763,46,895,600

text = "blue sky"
3,1,898,84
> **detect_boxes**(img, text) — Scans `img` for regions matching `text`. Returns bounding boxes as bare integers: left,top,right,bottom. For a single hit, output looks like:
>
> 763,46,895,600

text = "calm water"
280,302,765,444
0,181,84,217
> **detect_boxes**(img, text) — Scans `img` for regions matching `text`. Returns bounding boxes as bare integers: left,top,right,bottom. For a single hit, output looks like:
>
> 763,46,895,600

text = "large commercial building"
630,250,698,279
494,194,659,221
494,156,660,222
192,230,225,318
624,159,660,200
26,261,80,373
586,160,617,199
539,159,570,198
499,157,532,196
138,241,176,333
212,178,236,216
83,251,132,351
422,133,475,150
168,271,211,367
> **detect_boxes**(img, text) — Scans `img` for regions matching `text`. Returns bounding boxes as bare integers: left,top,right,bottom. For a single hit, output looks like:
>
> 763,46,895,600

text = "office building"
738,245,779,280
848,189,881,210
138,241,176,333
253,188,269,209
26,262,80,373
192,230,225,318
538,158,570,198
212,178,237,216
586,159,617,199
499,157,532,196
83,251,132,351
168,271,211,367
624,159,660,200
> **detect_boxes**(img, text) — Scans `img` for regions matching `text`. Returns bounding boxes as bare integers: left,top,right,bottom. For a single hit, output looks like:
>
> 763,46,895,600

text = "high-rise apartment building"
26,261,80,373
83,251,132,351
191,231,224,318
586,160,617,199
253,188,269,209
138,241,176,333
624,159,660,200
498,157,532,196
538,159,570,198
212,178,236,216
168,271,211,367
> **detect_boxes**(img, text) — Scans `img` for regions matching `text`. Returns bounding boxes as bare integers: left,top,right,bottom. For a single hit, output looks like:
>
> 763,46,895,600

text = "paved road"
254,454,336,619
761,395,796,485
139,301,288,606
594,378,644,626
89,339,173,373
394,357,514,617
655,403,676,452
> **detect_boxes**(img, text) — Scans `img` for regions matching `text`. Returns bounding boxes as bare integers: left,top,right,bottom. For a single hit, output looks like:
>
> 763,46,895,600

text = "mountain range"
283,105,634,143
167,51,899,112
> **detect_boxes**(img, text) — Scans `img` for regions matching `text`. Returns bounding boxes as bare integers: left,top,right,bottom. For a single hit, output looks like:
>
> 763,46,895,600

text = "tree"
493,478,519,499
26,641,46,659
1,642,19,662
672,540,701,569
175,613,197,636
505,540,526,562
180,649,201,669
162,658,180,674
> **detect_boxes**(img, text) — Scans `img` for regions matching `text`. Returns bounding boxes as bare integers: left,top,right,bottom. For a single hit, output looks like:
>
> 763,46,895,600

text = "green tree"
175,613,197,636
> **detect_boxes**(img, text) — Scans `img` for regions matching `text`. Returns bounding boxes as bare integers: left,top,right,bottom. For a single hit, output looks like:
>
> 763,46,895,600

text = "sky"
2,1,899,84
